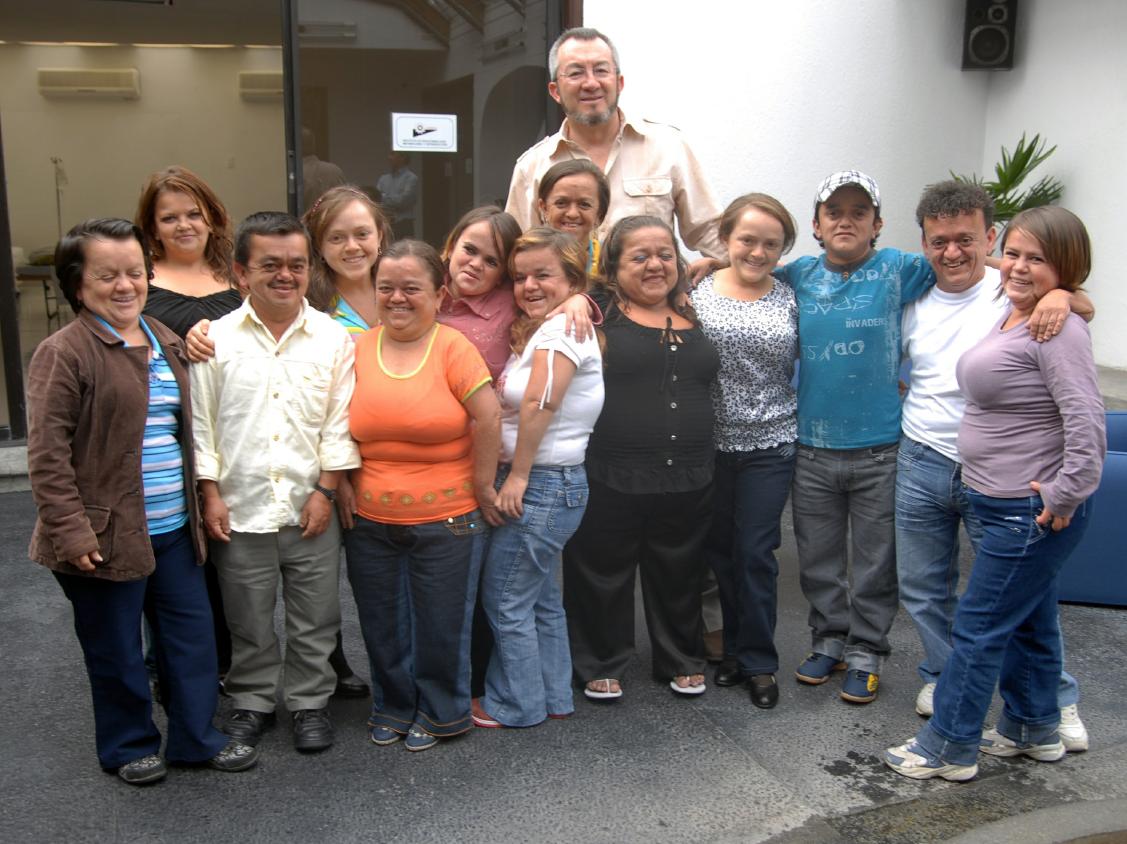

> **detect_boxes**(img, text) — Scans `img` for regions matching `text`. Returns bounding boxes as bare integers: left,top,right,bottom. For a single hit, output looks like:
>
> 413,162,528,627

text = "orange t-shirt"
350,324,492,524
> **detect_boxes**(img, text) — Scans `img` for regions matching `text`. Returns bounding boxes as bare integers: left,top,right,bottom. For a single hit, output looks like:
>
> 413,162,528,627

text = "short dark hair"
233,211,310,266
538,159,611,225
378,239,445,291
915,180,995,231
549,27,620,80
54,218,152,314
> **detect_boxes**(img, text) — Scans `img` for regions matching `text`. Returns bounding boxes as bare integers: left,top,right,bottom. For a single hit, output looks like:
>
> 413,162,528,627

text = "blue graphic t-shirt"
775,248,934,449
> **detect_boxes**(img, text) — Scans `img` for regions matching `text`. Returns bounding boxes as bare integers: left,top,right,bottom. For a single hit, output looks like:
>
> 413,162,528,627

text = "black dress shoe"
222,709,276,747
715,659,746,687
333,673,371,698
749,674,779,709
293,708,334,752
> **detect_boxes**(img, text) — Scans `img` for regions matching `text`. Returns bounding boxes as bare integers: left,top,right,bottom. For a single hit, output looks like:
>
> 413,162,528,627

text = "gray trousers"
791,442,898,674
212,519,342,713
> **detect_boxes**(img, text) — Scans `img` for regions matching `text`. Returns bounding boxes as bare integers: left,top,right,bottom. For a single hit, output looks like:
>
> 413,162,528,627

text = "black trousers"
563,478,712,683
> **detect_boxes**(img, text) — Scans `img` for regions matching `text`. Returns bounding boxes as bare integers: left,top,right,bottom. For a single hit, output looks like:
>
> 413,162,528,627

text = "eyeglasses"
246,260,309,275
560,63,615,83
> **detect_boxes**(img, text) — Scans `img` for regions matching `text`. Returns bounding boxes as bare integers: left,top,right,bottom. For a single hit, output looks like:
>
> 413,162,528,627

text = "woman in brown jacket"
26,219,257,785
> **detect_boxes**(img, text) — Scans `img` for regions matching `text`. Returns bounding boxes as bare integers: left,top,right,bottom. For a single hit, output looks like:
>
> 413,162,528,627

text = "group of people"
26,26,1105,787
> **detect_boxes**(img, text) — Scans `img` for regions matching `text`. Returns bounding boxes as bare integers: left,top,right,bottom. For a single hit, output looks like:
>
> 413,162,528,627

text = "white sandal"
584,679,623,700
670,675,706,696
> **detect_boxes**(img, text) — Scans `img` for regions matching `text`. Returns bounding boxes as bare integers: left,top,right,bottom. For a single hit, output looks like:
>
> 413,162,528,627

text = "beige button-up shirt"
191,298,360,533
505,109,724,260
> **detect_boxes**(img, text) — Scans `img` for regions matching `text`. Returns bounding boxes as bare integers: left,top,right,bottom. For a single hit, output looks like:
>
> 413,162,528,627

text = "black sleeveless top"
586,290,719,494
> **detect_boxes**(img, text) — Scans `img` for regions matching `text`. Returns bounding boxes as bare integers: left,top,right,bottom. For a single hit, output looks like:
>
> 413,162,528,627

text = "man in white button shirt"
896,181,1093,750
191,212,359,753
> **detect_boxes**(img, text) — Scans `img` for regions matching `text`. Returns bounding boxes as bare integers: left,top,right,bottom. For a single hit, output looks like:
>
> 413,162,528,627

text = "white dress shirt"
191,298,360,533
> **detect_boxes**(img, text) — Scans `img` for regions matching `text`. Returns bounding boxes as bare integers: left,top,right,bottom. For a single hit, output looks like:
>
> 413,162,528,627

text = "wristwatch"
313,483,337,502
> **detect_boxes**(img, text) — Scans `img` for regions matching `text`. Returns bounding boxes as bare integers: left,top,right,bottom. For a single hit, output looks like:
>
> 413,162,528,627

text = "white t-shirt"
498,314,604,466
900,267,1007,462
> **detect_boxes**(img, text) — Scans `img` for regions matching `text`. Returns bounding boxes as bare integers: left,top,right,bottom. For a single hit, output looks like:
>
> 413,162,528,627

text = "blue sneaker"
840,669,879,703
404,728,438,753
979,728,1065,761
884,740,977,781
369,725,402,746
795,652,846,685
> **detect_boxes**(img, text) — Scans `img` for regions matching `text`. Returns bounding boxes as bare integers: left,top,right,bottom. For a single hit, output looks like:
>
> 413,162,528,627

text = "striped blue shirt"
95,316,188,535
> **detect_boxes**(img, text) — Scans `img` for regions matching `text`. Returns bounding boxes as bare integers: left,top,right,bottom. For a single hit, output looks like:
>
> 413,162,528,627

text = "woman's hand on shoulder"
496,473,528,520
1027,289,1071,343
687,257,725,286
186,319,216,362
551,294,596,342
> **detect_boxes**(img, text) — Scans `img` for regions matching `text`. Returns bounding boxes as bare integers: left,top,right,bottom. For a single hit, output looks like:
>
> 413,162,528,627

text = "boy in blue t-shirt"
774,170,934,704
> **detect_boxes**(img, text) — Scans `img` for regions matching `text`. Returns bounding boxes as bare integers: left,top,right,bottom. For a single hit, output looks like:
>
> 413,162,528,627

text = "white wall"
586,0,1125,368
0,44,286,253
980,0,1127,368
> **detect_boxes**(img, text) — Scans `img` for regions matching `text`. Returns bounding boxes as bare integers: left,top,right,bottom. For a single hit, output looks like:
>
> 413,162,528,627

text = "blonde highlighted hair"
508,227,589,355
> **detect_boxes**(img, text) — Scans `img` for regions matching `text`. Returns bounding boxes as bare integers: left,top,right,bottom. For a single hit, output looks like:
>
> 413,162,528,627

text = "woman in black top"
563,215,719,700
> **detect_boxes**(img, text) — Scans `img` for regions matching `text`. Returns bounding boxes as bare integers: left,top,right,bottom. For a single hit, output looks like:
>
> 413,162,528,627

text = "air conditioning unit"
238,70,283,101
38,68,141,99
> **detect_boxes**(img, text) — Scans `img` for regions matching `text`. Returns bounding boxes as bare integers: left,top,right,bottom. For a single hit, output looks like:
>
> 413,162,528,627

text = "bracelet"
313,483,336,502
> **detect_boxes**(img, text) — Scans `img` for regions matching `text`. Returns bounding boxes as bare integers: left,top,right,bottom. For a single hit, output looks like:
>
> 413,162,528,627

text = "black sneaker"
222,709,276,747
292,708,334,752
208,739,260,772
117,754,167,785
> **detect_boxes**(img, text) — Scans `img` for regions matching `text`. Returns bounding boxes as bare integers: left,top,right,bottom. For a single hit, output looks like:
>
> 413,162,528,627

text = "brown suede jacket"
26,309,206,581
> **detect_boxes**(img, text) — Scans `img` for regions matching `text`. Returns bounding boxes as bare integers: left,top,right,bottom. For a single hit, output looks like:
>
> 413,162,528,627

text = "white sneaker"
979,728,1065,761
1058,703,1089,753
884,740,977,781
915,682,936,717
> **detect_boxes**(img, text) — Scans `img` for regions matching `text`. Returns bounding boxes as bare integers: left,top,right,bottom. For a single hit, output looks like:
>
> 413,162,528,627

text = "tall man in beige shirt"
505,26,725,280
191,212,359,753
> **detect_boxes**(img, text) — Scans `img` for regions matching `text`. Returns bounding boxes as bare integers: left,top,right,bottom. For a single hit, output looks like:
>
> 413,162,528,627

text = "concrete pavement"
2,488,1125,843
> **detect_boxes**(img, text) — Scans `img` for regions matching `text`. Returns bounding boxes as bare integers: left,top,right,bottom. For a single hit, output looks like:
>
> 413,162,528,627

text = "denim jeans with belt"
706,443,796,675
895,435,1079,704
344,511,484,738
791,441,898,673
915,491,1091,765
481,464,588,727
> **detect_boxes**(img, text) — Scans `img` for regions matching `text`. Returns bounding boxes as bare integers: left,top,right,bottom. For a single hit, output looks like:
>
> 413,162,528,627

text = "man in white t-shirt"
896,181,1093,750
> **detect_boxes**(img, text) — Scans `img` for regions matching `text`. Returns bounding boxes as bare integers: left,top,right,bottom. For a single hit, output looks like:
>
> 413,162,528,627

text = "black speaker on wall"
962,0,1018,70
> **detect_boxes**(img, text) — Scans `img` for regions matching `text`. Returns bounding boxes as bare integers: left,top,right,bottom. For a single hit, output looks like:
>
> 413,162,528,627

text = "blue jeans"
915,491,1091,765
55,526,227,769
791,442,899,673
482,464,588,726
706,444,796,675
896,436,1079,705
344,511,484,737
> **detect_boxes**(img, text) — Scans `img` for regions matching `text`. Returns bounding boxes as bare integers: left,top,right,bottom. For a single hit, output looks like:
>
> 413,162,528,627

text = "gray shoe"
117,754,167,785
209,739,260,772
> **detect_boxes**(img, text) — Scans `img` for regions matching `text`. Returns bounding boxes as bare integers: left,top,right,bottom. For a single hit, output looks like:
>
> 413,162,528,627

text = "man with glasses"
505,26,725,281
191,212,359,753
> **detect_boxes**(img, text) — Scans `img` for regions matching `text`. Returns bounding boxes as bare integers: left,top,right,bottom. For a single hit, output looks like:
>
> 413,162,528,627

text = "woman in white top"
473,228,604,728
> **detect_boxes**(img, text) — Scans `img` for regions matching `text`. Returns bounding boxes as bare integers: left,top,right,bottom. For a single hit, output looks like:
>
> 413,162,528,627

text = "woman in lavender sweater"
885,206,1105,782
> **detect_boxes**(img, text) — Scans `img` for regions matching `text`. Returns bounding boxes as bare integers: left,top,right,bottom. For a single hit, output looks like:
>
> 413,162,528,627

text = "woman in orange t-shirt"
341,239,501,753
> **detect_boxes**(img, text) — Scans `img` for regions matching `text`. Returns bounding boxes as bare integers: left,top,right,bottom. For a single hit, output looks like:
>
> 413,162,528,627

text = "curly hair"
134,166,234,285
915,180,995,230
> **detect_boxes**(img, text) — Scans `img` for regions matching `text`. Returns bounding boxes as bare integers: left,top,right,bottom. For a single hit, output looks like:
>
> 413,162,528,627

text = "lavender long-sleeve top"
956,311,1105,518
